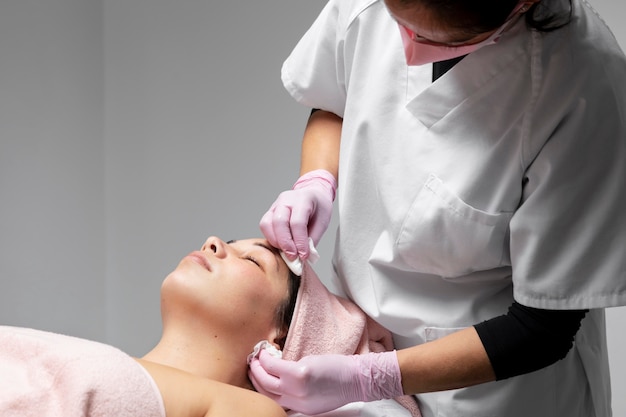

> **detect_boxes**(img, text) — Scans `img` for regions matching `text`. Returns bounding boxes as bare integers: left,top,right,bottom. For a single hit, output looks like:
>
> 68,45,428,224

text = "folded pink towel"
0,326,165,417
282,262,421,417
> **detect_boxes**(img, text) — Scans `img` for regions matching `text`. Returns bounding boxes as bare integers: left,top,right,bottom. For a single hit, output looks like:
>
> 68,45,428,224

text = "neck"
141,326,254,390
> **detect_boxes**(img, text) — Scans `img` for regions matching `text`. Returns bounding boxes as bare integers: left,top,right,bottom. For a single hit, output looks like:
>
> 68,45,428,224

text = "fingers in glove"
263,205,298,259
288,206,314,259
248,361,283,398
259,208,278,247
307,216,328,248
257,349,294,374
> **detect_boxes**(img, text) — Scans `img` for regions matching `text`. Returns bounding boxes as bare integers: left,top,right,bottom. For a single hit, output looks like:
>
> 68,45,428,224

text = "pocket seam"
395,173,513,276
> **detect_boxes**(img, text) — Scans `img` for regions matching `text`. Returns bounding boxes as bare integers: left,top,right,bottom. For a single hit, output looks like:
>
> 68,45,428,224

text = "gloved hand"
260,169,337,260
248,350,404,415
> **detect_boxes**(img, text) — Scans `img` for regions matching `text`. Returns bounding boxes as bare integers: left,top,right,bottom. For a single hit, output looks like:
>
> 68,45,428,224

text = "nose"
201,236,227,258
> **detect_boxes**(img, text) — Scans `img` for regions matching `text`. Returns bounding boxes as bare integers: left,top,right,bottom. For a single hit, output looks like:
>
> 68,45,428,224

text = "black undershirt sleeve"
474,302,588,380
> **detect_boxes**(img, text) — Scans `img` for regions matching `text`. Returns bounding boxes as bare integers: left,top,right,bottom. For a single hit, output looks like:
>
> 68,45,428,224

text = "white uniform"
281,0,626,415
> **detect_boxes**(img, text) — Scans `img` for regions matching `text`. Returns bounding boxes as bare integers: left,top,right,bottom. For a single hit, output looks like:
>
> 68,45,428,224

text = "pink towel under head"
0,326,165,417
282,262,421,417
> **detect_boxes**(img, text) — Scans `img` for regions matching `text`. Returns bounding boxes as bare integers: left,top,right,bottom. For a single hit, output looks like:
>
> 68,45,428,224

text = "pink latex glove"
248,350,404,415
260,169,337,260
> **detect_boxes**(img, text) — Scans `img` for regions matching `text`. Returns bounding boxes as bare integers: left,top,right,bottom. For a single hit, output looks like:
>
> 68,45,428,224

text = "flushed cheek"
240,291,275,315
239,291,280,321
227,305,275,340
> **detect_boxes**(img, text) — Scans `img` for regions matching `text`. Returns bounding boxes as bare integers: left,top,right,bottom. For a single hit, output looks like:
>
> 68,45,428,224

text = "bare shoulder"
136,358,286,417
206,382,287,417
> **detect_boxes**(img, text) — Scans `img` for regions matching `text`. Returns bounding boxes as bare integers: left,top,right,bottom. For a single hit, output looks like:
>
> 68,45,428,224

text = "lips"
186,251,212,271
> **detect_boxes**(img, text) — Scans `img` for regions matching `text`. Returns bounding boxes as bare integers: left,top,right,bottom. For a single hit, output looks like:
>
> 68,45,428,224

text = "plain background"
0,0,623,414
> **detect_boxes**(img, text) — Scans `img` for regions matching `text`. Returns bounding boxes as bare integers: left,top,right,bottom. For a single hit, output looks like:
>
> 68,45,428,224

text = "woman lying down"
0,236,420,417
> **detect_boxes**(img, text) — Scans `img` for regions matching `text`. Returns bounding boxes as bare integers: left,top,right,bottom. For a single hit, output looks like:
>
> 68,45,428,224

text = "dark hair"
273,269,301,350
523,0,573,33
398,0,572,38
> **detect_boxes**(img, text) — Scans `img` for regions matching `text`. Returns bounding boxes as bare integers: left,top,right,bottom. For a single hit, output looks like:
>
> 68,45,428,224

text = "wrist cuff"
358,351,404,401
293,169,337,201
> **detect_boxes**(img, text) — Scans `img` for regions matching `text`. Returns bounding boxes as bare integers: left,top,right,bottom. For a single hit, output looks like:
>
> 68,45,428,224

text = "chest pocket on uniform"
396,174,512,278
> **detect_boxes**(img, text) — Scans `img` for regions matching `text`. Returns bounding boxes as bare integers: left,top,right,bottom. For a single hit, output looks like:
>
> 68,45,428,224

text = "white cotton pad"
280,238,320,276
247,340,283,364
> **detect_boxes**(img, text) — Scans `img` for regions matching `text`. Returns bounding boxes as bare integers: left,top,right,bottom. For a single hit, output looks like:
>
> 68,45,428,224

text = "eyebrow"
228,239,281,273
253,242,282,273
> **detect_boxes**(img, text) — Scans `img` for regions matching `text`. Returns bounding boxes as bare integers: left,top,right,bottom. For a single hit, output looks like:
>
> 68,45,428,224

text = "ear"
268,326,287,351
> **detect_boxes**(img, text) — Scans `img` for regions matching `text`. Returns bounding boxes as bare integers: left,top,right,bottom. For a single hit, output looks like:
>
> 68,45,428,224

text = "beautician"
249,0,626,416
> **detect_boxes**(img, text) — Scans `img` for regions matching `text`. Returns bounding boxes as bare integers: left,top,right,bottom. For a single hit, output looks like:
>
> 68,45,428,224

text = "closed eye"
245,255,262,269
227,239,269,271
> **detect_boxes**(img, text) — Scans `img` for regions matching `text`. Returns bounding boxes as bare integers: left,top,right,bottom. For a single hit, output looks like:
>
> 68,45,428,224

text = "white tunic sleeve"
510,21,626,309
281,0,376,117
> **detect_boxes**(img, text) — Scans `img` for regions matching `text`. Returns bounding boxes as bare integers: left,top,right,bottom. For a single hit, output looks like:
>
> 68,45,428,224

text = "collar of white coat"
405,16,531,128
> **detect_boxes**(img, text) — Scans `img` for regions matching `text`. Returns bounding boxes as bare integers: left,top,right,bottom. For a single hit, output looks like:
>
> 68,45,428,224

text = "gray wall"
101,0,324,352
0,0,106,341
0,0,623,414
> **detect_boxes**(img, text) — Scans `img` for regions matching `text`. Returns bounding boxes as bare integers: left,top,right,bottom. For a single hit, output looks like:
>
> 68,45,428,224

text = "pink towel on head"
0,326,165,417
282,263,421,417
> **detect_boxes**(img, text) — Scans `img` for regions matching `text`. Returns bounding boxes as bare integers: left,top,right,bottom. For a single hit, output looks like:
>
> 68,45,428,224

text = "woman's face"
384,0,496,46
161,236,292,344
384,0,536,47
